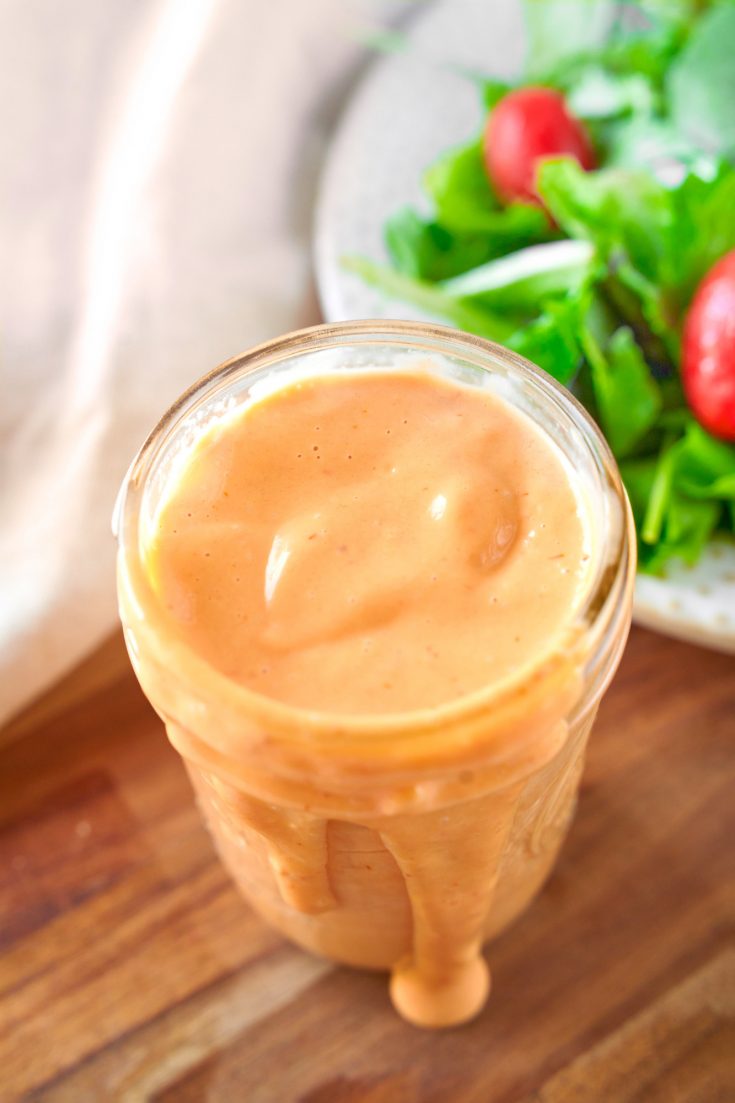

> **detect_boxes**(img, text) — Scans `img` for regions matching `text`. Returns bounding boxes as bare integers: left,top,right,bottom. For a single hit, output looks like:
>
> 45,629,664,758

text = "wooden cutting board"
1,626,733,1102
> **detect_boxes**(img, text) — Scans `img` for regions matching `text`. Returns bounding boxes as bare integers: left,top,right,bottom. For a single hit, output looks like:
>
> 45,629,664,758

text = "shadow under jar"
114,321,635,1028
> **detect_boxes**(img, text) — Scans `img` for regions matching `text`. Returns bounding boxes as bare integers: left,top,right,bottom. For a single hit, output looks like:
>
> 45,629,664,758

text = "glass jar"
114,320,635,1027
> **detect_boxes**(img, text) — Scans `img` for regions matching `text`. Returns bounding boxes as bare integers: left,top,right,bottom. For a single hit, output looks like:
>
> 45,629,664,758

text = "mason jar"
114,321,635,1027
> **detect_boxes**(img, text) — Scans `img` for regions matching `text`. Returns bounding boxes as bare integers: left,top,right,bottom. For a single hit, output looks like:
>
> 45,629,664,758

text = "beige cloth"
0,0,382,723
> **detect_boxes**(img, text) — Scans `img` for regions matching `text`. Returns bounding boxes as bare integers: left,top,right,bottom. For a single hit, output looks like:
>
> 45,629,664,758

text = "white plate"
314,0,735,653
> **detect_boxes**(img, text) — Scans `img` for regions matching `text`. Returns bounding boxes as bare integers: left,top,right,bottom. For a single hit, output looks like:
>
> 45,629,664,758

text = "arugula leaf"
726,501,735,533
537,159,671,278
622,417,733,572
636,0,728,33
641,436,679,545
522,0,615,78
605,115,720,180
668,5,735,157
423,141,552,245
597,18,683,89
536,159,680,357
537,157,735,331
567,66,657,120
680,473,735,498
645,492,721,571
608,262,679,364
665,493,721,553
422,141,497,230
674,421,735,498
440,239,594,315
536,5,683,101
385,208,446,278
619,457,657,533
384,138,573,281
508,291,588,384
477,77,513,111
342,255,518,343
384,208,499,281
582,325,662,457
669,168,735,308
342,253,587,384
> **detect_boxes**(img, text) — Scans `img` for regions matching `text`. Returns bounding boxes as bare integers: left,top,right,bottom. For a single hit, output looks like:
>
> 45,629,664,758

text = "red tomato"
483,87,595,205
682,250,735,442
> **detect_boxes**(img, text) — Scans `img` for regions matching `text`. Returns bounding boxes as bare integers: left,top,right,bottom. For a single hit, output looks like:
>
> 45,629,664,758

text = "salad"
346,0,735,573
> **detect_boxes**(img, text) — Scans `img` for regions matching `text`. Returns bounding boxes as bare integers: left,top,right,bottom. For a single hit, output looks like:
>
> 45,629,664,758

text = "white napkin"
0,0,384,724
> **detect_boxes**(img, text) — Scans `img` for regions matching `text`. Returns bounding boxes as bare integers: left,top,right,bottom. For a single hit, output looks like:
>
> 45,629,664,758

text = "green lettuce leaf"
674,421,735,498
423,141,552,242
440,239,594,315
385,208,499,281
341,255,518,343
621,415,734,572
669,168,735,308
537,157,735,325
522,0,615,78
644,491,722,571
508,292,588,384
583,326,662,457
668,4,735,157
567,67,657,120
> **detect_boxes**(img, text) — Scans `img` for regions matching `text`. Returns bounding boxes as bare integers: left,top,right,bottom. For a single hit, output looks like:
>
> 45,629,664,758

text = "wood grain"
0,626,733,1102
0,633,130,748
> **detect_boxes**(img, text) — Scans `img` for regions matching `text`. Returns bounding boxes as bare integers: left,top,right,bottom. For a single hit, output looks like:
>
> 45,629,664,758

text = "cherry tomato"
483,87,595,205
682,249,735,442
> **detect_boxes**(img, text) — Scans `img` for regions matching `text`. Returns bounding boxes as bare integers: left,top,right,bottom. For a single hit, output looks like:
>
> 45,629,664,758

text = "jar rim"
114,319,635,742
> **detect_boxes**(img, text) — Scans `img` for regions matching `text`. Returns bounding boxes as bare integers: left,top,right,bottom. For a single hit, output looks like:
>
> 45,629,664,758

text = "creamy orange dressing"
147,371,589,715
132,368,596,1028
